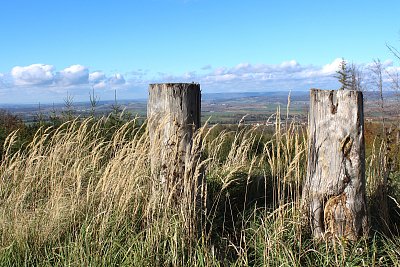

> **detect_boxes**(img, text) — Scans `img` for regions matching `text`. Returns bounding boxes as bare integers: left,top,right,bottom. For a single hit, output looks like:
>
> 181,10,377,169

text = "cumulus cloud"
56,65,89,86
2,58,400,103
146,60,341,92
90,73,126,89
280,60,299,69
10,64,91,87
11,64,55,86
321,58,343,75
160,58,400,92
108,73,125,85
3,63,131,97
89,71,106,83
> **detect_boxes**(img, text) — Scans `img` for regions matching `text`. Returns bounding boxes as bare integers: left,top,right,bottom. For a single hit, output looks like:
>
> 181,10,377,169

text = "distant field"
0,90,398,125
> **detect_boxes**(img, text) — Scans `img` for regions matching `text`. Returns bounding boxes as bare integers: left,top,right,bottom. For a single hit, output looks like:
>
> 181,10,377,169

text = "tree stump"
147,83,201,197
302,89,368,240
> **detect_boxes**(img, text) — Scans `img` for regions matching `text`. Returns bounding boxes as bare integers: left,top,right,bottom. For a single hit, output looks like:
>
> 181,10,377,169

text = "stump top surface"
310,88,362,93
149,83,200,86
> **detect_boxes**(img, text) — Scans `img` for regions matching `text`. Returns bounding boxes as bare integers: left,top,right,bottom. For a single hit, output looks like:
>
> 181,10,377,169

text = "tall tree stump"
147,83,201,197
302,89,368,240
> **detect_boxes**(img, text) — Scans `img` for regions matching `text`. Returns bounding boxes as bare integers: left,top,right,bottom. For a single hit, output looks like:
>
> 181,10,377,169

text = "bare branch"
387,43,400,60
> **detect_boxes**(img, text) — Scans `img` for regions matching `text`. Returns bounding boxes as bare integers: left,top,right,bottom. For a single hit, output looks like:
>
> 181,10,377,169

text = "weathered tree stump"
302,89,368,240
147,83,201,196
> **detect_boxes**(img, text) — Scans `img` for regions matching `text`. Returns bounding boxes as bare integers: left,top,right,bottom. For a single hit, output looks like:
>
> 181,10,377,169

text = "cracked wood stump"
302,89,368,240
147,83,201,198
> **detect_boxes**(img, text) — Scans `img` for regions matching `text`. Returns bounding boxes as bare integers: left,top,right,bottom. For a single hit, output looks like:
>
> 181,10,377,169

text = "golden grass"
0,109,399,266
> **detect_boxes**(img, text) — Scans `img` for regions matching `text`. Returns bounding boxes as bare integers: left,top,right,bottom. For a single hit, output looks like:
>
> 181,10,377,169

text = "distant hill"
0,90,398,124
202,90,309,102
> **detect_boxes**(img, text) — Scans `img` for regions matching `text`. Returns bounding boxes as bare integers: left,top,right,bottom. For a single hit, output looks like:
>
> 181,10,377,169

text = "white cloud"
11,64,55,86
188,58,374,92
108,73,125,85
321,58,343,75
386,65,400,74
182,71,196,79
382,59,394,67
232,63,251,73
91,73,126,89
89,71,106,83
57,65,89,86
213,73,236,82
2,58,399,103
144,59,345,92
280,60,299,69
0,73,5,88
213,67,227,75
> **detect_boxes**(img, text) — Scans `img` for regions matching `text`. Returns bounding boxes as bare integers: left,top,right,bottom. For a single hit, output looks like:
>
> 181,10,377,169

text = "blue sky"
1,0,400,103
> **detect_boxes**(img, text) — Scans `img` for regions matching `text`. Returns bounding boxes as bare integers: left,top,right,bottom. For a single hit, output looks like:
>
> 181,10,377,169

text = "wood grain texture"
147,83,201,187
302,89,368,240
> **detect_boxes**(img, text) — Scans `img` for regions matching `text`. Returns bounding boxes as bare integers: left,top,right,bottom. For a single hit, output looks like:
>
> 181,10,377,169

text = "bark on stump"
147,83,201,198
302,89,368,240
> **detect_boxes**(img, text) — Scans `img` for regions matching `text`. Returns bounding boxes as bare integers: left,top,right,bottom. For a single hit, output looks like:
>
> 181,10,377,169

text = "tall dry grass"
0,109,399,266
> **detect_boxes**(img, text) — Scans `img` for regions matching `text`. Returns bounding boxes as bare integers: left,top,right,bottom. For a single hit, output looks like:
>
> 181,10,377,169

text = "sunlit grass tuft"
0,111,399,266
